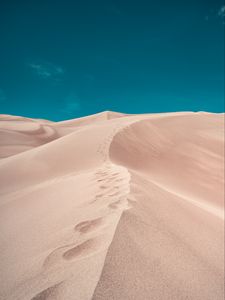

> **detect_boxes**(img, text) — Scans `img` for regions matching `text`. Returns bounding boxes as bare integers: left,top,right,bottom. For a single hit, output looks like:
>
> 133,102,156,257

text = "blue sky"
0,0,224,121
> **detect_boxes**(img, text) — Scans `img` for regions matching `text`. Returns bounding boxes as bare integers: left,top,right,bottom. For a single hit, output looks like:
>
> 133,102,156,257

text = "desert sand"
0,111,224,300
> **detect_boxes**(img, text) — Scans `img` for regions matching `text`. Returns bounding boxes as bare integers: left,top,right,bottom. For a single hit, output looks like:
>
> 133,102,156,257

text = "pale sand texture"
0,111,224,300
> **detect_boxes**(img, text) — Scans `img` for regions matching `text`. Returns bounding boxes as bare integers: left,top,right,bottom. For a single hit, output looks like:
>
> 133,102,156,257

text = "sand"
0,111,224,300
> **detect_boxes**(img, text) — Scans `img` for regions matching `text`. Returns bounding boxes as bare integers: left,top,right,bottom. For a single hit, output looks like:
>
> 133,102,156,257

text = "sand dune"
0,111,224,300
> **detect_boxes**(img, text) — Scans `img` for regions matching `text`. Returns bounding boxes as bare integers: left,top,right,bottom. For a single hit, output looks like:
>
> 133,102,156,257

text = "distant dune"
0,111,224,300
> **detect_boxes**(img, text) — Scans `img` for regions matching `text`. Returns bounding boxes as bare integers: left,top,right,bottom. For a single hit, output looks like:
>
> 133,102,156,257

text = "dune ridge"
0,111,224,300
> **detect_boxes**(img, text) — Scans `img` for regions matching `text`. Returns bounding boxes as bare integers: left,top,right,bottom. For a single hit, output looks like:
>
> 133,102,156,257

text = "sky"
0,0,224,121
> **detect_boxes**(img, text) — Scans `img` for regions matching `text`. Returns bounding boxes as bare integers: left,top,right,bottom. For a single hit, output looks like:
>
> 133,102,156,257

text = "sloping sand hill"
0,111,224,300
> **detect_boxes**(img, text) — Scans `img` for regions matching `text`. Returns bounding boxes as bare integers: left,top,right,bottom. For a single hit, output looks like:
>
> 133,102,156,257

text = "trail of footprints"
92,164,130,209
43,163,130,270
30,121,131,300
33,164,130,300
96,123,125,162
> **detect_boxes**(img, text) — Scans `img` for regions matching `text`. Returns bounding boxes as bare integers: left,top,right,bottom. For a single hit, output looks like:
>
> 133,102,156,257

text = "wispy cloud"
61,93,81,115
0,88,6,102
28,61,65,80
218,5,225,18
205,6,225,23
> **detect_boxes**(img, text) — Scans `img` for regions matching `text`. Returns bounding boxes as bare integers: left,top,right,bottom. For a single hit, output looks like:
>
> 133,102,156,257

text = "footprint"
109,203,118,209
108,175,121,180
96,194,103,198
92,194,104,202
111,172,120,176
63,238,100,260
90,194,103,203
108,191,119,197
74,218,103,234
108,186,120,192
31,282,62,300
97,178,105,182
109,200,123,210
115,178,124,182
100,185,108,189
96,171,108,176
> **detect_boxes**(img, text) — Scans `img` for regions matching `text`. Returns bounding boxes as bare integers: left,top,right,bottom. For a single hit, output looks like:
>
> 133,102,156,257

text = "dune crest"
0,111,224,300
